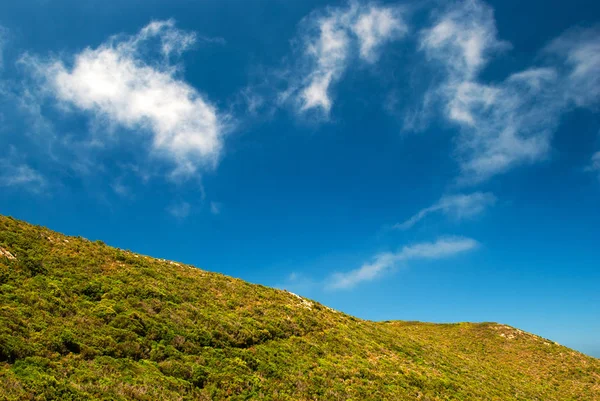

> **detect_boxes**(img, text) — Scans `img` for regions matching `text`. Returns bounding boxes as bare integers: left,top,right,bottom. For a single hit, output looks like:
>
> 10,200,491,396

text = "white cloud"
238,86,266,115
546,27,600,108
167,201,191,219
328,236,478,290
0,146,46,192
0,161,46,192
587,151,600,179
592,152,600,169
352,6,408,63
210,201,221,215
396,192,496,230
300,15,349,113
413,3,600,184
111,180,132,198
454,70,563,183
137,19,197,58
24,20,227,178
507,68,558,90
288,3,407,115
417,0,569,183
420,0,509,79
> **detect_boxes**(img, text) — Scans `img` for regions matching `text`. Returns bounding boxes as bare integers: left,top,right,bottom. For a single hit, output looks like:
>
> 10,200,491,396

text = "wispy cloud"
209,201,221,215
22,19,228,178
420,0,509,80
137,19,197,58
414,1,600,184
0,160,46,192
586,151,600,180
396,192,496,230
592,152,600,170
111,179,132,198
196,35,227,46
282,2,407,116
328,236,478,290
417,0,564,183
546,26,600,108
353,6,407,62
167,201,191,219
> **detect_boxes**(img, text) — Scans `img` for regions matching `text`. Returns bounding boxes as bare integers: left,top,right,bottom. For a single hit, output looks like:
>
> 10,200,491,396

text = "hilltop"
0,215,598,400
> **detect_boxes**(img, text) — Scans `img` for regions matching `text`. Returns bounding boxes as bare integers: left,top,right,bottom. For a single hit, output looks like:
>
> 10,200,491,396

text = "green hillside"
0,215,598,400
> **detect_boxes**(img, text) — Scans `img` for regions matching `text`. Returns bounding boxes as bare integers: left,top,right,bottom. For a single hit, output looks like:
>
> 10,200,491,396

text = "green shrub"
0,214,598,401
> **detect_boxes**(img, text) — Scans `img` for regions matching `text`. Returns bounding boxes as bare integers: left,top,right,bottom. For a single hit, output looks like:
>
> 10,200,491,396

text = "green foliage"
0,214,598,400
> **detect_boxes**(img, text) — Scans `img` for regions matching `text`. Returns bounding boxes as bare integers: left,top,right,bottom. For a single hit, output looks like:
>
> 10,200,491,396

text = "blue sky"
0,0,599,357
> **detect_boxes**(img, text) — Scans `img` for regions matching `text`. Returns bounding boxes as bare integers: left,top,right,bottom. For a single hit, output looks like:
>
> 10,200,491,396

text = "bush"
49,330,81,355
0,334,33,363
19,256,46,276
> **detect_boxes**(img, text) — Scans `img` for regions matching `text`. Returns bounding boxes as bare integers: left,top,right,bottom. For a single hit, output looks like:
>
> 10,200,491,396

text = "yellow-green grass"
0,215,598,400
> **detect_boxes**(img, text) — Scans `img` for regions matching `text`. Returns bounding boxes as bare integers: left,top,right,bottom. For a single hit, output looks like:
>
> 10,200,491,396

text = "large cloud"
25,19,226,177
419,1,555,182
417,1,600,183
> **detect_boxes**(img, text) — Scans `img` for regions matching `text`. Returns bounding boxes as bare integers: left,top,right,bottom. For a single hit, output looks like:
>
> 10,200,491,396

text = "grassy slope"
0,215,598,400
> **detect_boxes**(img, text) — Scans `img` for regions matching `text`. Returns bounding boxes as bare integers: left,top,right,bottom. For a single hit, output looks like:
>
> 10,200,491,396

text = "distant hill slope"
0,215,598,400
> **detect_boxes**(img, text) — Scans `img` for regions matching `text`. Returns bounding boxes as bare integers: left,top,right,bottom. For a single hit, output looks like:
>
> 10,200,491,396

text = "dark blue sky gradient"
0,0,599,357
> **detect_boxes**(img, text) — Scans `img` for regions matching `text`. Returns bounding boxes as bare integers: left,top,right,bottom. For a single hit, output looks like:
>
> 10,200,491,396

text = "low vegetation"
0,215,598,400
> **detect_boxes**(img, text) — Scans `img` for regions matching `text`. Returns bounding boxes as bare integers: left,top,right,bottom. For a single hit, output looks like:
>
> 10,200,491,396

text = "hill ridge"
0,214,598,400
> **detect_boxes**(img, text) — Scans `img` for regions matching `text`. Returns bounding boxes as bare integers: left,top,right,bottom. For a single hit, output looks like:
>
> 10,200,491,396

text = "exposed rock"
0,246,16,260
